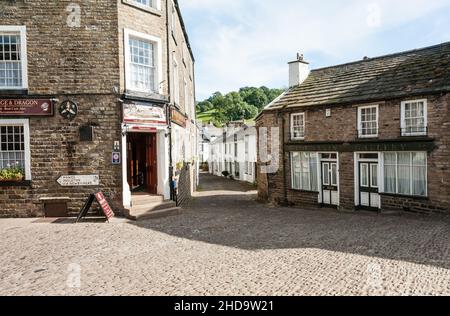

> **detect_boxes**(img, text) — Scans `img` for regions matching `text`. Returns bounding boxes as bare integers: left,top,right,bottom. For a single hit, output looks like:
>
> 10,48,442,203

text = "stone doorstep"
127,207,182,221
126,199,181,221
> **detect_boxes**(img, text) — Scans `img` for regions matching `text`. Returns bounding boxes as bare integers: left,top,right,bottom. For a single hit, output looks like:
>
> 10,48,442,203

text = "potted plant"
0,162,25,182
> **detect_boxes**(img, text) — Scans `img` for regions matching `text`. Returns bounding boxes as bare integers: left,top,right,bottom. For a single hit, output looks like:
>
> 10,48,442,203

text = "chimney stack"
289,53,310,88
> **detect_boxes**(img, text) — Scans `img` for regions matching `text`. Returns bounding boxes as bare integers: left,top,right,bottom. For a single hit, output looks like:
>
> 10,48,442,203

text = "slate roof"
266,41,450,111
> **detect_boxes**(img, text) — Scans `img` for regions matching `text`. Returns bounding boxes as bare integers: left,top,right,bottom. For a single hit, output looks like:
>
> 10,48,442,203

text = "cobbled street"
1,173,449,296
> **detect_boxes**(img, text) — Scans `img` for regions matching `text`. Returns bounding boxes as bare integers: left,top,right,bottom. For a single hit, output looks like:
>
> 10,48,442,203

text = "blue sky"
178,0,450,100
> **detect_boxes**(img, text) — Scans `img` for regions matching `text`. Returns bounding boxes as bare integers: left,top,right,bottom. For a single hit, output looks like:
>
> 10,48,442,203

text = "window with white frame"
133,0,158,9
184,78,189,117
401,100,427,136
0,26,27,89
0,119,31,181
173,56,180,105
383,152,427,197
291,113,305,140
124,30,161,94
291,152,318,191
358,105,378,138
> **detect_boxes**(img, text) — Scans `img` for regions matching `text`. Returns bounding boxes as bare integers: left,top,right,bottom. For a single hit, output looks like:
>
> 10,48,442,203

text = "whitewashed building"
208,122,257,184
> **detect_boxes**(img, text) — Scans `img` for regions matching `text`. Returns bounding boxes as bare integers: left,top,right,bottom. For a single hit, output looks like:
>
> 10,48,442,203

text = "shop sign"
129,126,157,133
95,192,115,221
171,109,187,128
77,192,115,223
57,174,100,187
123,102,166,126
0,99,54,116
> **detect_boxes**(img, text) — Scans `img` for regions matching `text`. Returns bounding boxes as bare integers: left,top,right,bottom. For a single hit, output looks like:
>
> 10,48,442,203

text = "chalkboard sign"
76,192,115,223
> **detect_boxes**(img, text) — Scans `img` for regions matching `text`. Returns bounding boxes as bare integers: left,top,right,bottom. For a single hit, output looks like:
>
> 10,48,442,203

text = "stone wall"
0,1,122,217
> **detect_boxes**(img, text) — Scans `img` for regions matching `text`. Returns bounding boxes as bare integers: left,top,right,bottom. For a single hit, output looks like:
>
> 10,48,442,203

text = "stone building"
0,0,197,218
209,122,257,184
256,42,450,214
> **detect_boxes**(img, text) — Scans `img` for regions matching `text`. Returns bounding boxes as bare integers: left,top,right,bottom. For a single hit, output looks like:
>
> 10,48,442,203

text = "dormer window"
290,113,305,140
401,99,427,136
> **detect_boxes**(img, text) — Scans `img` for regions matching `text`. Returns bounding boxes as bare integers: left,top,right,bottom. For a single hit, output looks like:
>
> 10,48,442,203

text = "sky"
178,0,450,100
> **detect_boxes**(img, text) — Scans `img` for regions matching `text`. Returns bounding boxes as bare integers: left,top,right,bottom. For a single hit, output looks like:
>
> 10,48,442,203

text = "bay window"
401,100,427,136
291,152,318,191
383,152,427,197
0,26,28,90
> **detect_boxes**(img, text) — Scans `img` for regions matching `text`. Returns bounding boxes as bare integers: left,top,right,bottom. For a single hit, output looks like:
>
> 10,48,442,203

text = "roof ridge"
311,41,450,72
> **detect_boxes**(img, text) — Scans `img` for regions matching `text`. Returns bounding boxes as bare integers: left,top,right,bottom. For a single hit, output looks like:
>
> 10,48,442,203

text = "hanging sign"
57,175,100,187
0,99,53,116
171,108,187,128
123,102,166,126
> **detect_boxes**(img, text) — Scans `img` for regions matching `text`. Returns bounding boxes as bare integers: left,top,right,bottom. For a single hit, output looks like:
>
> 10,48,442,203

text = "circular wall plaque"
59,100,78,120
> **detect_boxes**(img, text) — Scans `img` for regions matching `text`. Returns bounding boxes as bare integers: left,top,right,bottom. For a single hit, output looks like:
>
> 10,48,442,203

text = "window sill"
122,0,162,16
0,180,32,187
358,135,378,139
379,192,429,201
0,89,28,96
400,134,428,138
290,138,305,142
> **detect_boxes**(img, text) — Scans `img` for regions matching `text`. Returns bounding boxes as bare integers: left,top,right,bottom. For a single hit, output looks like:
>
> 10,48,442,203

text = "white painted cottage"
208,122,257,184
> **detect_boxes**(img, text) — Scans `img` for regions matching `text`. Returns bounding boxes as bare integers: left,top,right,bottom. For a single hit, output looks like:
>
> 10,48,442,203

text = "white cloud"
179,0,450,99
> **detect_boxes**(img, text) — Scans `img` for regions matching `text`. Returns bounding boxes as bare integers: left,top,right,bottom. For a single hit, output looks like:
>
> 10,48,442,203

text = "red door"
146,134,158,194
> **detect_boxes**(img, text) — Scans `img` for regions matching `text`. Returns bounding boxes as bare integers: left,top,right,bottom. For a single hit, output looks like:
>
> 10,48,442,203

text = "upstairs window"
358,105,378,138
0,26,27,90
172,56,180,105
401,100,427,136
130,0,161,10
124,29,161,94
290,113,305,140
171,2,177,40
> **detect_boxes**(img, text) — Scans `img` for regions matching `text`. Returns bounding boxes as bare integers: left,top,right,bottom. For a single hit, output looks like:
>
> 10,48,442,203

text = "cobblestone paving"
1,173,449,296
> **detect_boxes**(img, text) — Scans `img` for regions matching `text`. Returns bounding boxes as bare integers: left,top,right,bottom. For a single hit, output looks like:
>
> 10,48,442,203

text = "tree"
196,100,213,113
197,87,284,126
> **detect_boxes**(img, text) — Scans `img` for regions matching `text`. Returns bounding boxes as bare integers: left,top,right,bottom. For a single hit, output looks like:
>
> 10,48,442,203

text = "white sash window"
0,26,28,90
0,119,31,181
401,100,427,136
124,29,162,94
291,113,305,140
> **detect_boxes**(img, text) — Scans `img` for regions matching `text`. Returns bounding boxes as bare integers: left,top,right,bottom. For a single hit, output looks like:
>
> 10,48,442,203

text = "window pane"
371,164,378,188
397,153,411,195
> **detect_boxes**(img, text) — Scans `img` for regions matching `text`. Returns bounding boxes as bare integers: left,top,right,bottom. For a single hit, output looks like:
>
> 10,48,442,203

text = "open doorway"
126,132,158,194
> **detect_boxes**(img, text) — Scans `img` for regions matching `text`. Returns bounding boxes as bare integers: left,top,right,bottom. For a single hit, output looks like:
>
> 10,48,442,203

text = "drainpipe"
278,110,288,205
166,0,174,201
